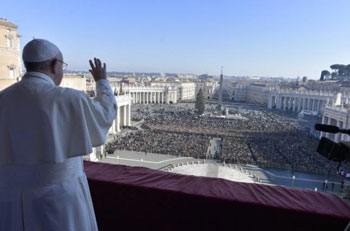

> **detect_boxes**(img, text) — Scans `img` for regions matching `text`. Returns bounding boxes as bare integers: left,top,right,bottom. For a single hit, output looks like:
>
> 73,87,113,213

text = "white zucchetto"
22,39,61,62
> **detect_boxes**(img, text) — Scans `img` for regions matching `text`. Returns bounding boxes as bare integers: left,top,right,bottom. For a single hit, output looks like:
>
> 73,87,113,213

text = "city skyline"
2,0,350,79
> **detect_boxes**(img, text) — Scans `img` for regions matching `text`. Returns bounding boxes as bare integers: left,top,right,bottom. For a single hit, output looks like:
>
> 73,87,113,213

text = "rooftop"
0,18,18,29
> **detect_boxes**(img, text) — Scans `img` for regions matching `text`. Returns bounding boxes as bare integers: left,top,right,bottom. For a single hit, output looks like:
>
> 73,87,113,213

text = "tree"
195,88,205,115
330,64,346,76
330,64,350,79
302,76,308,83
319,64,350,82
320,70,330,81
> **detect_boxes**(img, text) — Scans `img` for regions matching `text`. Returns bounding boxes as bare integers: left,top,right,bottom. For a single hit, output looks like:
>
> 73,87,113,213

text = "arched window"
7,64,15,78
5,34,13,47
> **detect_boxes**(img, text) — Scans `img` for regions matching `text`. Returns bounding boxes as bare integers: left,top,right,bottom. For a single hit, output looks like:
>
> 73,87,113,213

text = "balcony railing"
84,161,350,231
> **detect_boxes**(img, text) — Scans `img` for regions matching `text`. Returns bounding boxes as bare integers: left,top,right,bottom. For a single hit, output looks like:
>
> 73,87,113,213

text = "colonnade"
130,91,166,104
268,92,332,114
128,87,178,104
109,104,131,133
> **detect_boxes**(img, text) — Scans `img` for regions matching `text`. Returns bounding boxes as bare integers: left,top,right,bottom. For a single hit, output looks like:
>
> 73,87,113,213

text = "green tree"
320,70,330,81
195,88,205,115
302,76,308,83
330,64,350,79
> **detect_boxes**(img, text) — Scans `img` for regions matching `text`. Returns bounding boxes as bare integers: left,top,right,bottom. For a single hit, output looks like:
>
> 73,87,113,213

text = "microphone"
314,124,340,134
314,123,350,136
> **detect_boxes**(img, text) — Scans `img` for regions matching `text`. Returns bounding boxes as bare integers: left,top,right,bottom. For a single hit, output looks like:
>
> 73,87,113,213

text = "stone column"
123,105,127,126
336,120,343,142
116,106,121,132
109,119,116,134
126,104,131,126
283,97,287,110
288,97,291,110
276,96,281,109
268,95,273,109
312,99,317,111
166,92,169,104
320,116,328,139
298,97,302,111
311,98,314,111
89,148,99,162
309,98,312,111
95,145,104,159
280,97,283,110
320,99,324,112
305,98,308,110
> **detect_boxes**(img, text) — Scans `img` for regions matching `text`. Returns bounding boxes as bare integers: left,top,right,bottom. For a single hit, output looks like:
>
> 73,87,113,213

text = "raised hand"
89,57,107,82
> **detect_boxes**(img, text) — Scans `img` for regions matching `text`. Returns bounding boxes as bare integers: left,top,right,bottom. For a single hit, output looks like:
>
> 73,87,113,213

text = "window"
7,38,13,47
9,69,14,78
8,65,15,78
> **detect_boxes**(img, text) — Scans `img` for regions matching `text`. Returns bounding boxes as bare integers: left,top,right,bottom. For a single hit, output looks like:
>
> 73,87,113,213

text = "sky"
2,0,350,79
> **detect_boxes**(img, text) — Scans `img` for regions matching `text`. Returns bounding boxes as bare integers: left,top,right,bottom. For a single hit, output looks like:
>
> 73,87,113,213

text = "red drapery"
84,161,350,231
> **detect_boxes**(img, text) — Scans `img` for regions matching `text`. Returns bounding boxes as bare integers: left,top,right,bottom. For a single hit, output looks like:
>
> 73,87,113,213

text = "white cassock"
0,72,117,231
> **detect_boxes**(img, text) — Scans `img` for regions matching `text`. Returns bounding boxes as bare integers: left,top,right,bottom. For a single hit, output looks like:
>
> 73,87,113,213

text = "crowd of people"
106,130,209,158
105,103,349,175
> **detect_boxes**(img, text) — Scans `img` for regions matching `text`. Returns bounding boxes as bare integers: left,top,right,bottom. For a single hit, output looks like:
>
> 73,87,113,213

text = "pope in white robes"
0,39,117,231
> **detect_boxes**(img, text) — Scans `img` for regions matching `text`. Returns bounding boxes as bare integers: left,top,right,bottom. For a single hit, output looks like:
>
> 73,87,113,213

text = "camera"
316,137,350,163
314,123,350,164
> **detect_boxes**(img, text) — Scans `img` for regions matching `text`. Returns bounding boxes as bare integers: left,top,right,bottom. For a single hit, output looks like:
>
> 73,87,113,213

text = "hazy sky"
2,0,350,79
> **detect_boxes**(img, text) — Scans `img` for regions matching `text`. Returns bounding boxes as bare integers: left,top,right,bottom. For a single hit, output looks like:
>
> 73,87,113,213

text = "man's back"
0,72,115,165
0,38,117,231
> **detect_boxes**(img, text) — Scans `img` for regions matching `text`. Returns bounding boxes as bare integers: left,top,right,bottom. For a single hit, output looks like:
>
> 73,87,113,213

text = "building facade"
0,18,21,89
224,82,274,105
268,89,340,115
195,80,218,100
150,81,197,102
246,84,274,105
0,18,21,79
60,74,87,91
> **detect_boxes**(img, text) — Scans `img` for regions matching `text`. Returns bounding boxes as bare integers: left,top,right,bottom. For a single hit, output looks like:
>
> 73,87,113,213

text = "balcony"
84,161,350,231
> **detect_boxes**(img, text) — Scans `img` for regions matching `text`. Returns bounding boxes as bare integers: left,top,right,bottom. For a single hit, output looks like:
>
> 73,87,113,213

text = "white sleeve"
86,79,117,146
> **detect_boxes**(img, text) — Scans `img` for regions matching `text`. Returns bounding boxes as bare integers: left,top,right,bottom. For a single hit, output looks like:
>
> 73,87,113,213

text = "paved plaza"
99,150,348,194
